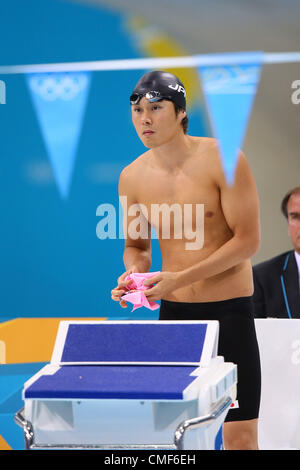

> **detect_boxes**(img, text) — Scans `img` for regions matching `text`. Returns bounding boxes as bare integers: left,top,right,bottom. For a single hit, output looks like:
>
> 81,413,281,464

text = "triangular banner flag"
26,72,91,198
198,51,263,184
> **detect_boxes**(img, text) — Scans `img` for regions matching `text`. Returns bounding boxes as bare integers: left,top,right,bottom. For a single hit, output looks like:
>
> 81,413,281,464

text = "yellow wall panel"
0,318,106,364
0,434,12,450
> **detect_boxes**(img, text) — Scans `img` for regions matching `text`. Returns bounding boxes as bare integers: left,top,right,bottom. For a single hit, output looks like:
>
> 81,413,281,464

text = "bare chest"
135,166,221,233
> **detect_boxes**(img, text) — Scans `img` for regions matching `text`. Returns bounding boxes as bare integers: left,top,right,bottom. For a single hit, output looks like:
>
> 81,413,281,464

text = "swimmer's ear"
176,108,186,123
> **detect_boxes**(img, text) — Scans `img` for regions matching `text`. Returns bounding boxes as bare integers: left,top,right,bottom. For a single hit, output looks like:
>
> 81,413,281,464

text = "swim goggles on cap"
130,91,171,105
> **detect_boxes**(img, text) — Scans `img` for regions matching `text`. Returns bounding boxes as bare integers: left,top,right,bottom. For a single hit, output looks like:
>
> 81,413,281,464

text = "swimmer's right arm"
111,167,152,308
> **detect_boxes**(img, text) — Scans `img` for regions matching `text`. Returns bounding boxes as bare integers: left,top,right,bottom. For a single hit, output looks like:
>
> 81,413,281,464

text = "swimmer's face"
287,193,300,253
131,97,186,148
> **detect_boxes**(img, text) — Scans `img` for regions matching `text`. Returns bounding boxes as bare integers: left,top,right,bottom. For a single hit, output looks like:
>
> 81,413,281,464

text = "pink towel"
122,271,161,312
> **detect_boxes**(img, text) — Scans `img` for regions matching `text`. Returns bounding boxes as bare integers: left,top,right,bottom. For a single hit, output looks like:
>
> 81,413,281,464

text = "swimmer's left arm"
143,151,260,299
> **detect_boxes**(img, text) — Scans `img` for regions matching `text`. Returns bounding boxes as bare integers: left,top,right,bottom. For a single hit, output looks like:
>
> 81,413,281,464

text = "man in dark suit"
253,186,300,318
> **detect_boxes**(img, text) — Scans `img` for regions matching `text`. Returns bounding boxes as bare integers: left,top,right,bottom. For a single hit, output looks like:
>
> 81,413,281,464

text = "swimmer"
111,70,261,450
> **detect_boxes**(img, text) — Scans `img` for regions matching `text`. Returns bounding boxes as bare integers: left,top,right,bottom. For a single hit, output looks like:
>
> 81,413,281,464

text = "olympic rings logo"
28,73,89,101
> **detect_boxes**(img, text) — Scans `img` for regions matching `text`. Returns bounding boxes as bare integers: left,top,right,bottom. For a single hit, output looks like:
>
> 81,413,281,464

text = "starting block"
15,320,237,450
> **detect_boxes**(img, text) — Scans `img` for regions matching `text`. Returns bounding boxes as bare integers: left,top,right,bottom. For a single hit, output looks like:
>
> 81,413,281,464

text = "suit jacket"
252,250,300,318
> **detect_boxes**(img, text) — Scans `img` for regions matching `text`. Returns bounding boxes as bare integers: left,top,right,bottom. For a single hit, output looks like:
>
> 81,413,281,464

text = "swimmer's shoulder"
191,135,245,160
120,150,151,175
190,136,230,185
191,136,249,187
189,135,218,149
190,135,222,167
118,150,151,190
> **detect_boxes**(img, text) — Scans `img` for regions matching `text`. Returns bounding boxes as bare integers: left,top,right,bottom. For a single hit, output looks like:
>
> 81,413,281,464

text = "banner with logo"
26,72,91,199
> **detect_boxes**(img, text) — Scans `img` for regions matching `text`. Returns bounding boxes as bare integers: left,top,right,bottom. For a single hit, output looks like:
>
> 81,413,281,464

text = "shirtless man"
111,71,261,450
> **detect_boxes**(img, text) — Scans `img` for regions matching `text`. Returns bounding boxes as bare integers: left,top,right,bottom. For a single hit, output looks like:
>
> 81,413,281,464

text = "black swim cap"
130,71,186,110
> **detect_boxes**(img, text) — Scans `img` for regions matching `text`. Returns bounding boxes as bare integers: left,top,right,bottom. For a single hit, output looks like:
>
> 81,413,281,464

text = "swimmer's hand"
143,271,180,301
111,267,138,308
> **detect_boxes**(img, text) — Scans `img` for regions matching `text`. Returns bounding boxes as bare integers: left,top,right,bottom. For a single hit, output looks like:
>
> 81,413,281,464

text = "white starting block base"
15,321,237,450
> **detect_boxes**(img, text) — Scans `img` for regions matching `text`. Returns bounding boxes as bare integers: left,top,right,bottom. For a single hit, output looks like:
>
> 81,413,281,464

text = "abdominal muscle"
158,238,254,303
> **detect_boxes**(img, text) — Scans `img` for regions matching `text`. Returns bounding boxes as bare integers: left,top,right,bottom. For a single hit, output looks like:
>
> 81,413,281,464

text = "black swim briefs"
159,296,261,422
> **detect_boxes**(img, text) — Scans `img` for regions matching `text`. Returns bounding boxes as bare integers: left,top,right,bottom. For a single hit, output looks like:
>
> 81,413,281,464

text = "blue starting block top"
51,321,219,367
24,365,200,400
23,321,220,402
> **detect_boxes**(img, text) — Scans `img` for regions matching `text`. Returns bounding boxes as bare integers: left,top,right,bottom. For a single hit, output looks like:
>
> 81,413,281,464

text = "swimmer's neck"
150,133,195,171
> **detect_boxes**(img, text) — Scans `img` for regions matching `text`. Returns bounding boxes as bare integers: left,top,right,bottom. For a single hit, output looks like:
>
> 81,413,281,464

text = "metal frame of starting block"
15,320,237,450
